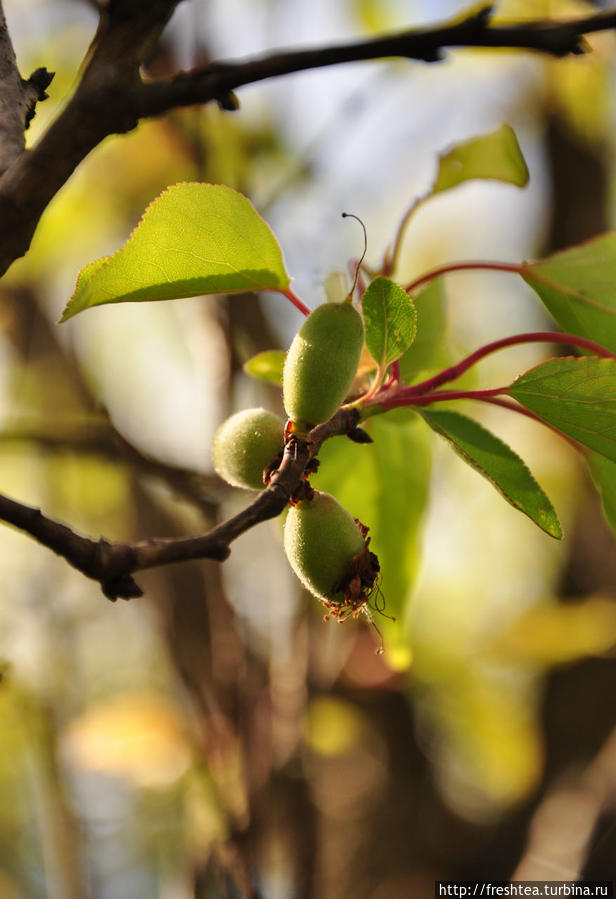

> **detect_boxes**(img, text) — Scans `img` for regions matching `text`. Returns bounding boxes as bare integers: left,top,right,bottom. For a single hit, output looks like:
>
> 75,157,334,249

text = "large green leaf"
432,123,529,195
508,356,616,463
421,409,561,538
522,233,616,353
586,452,616,538
399,277,447,383
313,414,430,667
61,183,290,321
361,276,417,369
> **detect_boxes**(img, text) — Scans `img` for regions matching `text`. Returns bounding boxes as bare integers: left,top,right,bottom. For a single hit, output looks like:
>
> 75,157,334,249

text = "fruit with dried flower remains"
283,490,380,619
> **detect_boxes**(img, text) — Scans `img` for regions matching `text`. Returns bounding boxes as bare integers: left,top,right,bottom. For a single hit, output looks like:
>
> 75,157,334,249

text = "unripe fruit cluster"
211,302,379,623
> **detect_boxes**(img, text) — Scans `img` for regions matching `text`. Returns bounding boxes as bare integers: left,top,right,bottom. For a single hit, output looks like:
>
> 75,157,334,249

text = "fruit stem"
361,384,582,451
381,194,426,276
382,386,509,408
400,330,616,397
281,287,311,316
404,259,523,294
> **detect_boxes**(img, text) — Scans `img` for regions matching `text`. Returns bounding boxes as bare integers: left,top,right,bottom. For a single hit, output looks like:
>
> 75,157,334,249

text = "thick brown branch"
0,4,53,174
0,407,360,600
0,0,180,274
1,6,616,276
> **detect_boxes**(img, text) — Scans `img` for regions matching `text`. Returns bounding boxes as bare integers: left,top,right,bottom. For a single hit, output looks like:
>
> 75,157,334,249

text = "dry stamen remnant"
323,522,381,622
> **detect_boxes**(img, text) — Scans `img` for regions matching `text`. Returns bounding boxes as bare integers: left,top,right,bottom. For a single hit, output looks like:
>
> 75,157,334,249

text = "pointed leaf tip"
421,409,562,539
61,183,290,321
432,123,529,195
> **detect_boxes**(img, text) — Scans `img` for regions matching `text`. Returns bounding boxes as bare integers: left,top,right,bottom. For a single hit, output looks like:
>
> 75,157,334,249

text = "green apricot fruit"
283,491,366,604
212,407,285,490
283,302,364,430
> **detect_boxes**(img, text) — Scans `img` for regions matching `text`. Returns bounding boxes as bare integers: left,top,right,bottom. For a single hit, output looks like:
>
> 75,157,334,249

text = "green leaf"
432,124,529,195
314,414,431,668
522,233,616,353
399,277,447,383
361,276,417,369
421,409,561,538
508,356,616,463
61,183,291,321
586,452,616,538
243,350,286,386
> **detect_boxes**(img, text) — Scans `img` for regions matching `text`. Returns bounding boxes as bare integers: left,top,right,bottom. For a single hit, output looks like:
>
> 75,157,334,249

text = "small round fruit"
212,407,285,490
283,491,366,603
283,302,364,430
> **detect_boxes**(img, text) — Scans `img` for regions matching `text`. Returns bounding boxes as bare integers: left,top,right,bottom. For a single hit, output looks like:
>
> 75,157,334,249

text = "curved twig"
1,5,616,274
0,407,359,600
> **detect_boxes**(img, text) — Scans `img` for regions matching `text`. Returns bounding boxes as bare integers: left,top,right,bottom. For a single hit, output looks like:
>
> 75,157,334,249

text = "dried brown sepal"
322,524,381,622
347,426,373,444
289,479,315,506
263,450,284,485
279,432,320,502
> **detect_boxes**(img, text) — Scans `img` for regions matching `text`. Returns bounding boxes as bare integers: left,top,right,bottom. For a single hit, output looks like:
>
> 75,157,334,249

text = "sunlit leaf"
508,356,616,462
314,414,430,668
522,233,616,353
243,350,286,385
421,409,561,538
362,276,417,369
399,277,447,383
61,183,290,321
432,124,529,195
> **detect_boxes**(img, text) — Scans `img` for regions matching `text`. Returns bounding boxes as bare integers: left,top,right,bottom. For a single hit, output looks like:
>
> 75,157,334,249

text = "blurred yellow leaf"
495,596,616,665
305,696,365,756
62,693,191,788
420,670,543,816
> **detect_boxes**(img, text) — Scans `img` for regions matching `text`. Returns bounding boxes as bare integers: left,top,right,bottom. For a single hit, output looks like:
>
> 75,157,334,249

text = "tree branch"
0,407,360,600
135,7,616,119
1,5,616,276
0,2,53,175
0,420,221,517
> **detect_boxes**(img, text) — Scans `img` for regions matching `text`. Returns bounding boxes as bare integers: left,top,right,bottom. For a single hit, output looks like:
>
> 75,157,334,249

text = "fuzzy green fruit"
212,407,285,490
283,491,366,604
283,302,364,430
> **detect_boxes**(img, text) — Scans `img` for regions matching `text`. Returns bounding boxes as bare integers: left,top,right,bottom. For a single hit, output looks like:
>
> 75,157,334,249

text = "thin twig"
0,408,359,600
2,7,616,274
400,331,616,397
135,8,616,121
0,422,221,516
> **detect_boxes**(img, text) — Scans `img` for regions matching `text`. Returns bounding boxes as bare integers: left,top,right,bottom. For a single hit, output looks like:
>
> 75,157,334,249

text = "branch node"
475,5,495,29
93,537,143,601
216,90,240,112
101,573,144,602
21,67,55,129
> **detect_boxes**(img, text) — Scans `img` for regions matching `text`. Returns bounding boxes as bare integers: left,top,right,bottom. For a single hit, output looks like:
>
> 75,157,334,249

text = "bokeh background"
0,0,615,896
